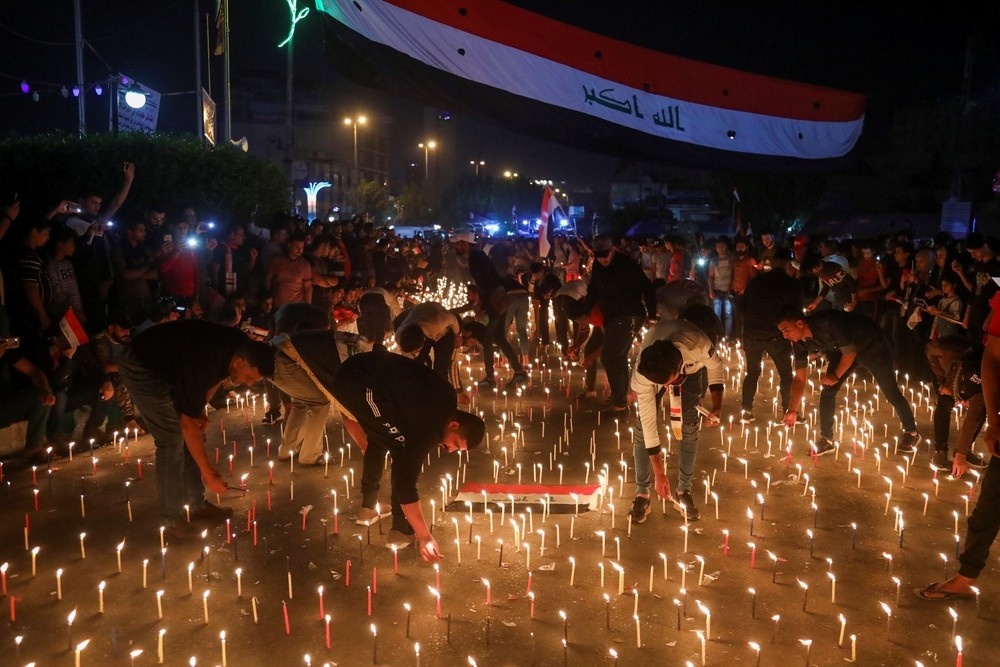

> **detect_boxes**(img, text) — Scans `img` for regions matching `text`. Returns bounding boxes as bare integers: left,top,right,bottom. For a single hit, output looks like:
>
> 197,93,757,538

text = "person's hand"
202,467,228,494
939,386,953,396
194,415,209,433
39,312,51,331
122,161,136,181
3,200,20,221
985,419,1000,455
100,381,115,401
206,238,218,251
703,408,722,427
653,474,672,501
417,535,444,563
843,302,856,312
191,300,204,317
804,301,818,312
40,390,56,407
821,373,840,386
951,259,963,273
951,453,969,479
782,410,798,427
248,247,258,262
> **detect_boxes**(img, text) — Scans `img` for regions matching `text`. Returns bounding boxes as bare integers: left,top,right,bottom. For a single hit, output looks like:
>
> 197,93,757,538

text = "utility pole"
194,0,204,141
73,0,85,137
223,0,232,143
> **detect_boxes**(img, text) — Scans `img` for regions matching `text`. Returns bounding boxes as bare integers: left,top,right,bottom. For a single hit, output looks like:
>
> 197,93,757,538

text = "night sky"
1,1,996,187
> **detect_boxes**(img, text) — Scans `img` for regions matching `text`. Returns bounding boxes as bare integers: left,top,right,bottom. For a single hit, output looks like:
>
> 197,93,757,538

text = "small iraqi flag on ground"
446,483,601,514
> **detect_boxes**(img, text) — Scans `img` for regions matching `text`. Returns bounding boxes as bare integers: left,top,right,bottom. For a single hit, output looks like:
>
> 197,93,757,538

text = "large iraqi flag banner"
315,0,865,172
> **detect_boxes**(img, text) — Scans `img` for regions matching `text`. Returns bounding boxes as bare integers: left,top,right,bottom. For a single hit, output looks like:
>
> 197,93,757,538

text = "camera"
187,238,199,248
0,337,20,349
66,202,84,215
163,234,173,244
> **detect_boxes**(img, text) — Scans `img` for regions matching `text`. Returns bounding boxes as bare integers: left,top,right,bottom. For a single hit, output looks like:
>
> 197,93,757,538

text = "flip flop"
914,583,977,601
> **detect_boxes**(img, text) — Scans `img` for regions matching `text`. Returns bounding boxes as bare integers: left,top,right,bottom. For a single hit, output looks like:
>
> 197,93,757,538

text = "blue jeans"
712,292,733,338
601,316,640,407
118,346,207,522
633,369,705,495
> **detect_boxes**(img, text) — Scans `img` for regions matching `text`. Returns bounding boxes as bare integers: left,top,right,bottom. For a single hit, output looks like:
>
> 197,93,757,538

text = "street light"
418,140,437,180
469,159,485,176
343,115,367,184
503,170,519,179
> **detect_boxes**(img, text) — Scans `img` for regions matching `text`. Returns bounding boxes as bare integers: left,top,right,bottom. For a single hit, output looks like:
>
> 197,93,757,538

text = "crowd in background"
1,161,997,468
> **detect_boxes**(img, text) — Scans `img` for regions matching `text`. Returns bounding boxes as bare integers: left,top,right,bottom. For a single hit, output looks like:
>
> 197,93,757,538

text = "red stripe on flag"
384,0,865,121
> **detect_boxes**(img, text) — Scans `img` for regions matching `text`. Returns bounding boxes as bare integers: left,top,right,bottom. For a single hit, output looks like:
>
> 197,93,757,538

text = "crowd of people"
3,165,1000,576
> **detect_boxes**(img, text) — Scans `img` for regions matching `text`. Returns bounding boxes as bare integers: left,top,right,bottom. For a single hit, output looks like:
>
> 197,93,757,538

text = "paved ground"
0,340,993,666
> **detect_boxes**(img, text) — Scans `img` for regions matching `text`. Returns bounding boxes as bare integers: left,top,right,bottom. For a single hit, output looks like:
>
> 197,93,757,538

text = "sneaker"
386,529,416,549
355,507,380,526
740,411,756,424
674,491,700,521
629,496,652,524
191,502,233,526
261,409,281,425
164,522,204,541
505,372,529,389
965,451,987,468
478,378,496,390
931,450,951,470
813,438,836,457
898,431,919,454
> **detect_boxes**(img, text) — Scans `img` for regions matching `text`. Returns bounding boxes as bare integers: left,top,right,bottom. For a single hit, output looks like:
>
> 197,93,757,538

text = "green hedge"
0,133,290,225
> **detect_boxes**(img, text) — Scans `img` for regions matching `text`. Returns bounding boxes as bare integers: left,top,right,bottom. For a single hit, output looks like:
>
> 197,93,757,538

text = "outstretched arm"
100,162,136,222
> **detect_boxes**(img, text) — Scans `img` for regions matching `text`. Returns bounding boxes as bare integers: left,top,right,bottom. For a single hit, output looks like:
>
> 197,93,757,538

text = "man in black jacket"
451,230,527,389
583,235,657,412
739,253,803,423
777,307,920,456
118,319,273,538
332,351,485,562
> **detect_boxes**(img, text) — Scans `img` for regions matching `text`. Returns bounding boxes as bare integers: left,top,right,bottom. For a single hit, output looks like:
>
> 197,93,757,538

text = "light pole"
343,115,367,186
419,141,437,181
470,159,485,176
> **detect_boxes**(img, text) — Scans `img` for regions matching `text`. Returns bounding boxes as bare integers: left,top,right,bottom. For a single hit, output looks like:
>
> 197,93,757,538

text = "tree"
346,179,391,221
0,132,289,225
395,183,433,225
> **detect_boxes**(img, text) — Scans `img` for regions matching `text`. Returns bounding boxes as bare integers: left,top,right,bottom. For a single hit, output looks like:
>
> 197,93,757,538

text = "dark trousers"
118,346,206,521
601,315,640,407
933,393,956,452
358,294,391,351
959,455,1000,578
482,310,523,381
532,297,551,346
360,441,409,533
416,330,457,383
0,385,50,451
741,335,793,414
819,348,917,439
50,377,108,438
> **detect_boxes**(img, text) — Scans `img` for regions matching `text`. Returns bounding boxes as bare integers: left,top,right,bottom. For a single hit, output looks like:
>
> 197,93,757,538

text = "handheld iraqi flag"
538,184,559,259
51,309,89,363
446,483,601,514
668,384,683,440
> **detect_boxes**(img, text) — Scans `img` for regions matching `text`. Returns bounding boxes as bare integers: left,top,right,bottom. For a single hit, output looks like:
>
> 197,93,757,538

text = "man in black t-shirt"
777,307,919,456
117,319,274,538
331,351,485,562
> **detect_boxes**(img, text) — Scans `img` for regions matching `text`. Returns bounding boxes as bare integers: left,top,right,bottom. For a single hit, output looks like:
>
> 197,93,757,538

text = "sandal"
914,583,977,601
